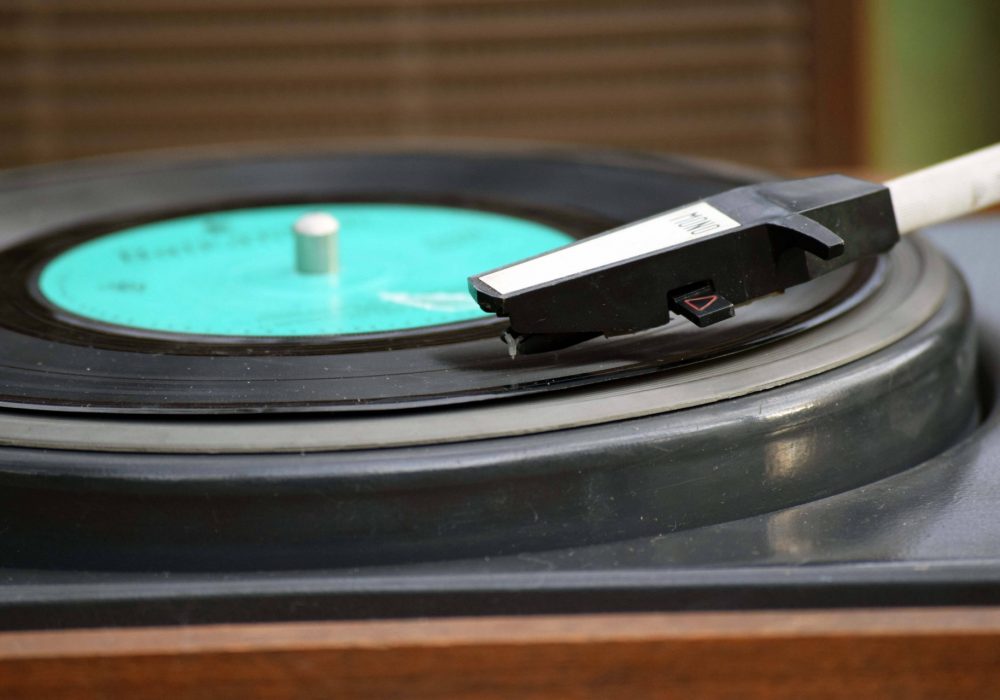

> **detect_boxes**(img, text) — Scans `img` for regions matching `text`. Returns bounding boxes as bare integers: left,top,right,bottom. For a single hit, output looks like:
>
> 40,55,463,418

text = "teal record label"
37,204,574,336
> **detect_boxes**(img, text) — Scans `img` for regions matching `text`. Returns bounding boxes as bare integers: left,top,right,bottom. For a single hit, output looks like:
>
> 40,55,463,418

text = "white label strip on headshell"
479,202,741,295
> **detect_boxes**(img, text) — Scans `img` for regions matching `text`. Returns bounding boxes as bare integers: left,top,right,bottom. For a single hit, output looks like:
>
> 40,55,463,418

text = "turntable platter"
0,146,978,573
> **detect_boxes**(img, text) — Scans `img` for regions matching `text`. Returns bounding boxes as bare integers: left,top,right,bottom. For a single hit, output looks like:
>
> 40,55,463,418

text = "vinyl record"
0,147,881,414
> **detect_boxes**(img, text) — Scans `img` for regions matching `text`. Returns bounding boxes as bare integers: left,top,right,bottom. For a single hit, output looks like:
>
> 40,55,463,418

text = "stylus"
469,142,1000,356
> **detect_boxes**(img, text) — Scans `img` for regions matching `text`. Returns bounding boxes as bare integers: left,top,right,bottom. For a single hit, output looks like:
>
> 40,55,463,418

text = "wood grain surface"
2,607,1000,698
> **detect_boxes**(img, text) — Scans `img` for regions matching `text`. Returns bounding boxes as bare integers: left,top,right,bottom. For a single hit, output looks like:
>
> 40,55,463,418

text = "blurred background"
1,0,998,174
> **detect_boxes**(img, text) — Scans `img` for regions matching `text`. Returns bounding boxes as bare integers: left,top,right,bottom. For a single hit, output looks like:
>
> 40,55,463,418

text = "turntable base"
0,148,996,632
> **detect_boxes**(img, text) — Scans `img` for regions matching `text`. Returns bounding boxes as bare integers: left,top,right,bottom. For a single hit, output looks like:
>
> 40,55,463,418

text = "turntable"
1,144,999,631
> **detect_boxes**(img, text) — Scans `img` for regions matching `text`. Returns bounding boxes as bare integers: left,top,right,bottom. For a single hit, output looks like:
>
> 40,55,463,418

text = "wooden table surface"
2,607,999,698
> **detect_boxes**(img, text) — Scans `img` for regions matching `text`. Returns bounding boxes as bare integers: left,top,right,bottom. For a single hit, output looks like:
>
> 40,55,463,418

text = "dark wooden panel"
809,0,867,166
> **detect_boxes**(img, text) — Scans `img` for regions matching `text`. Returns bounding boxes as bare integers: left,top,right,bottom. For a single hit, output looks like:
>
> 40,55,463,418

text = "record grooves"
0,150,887,414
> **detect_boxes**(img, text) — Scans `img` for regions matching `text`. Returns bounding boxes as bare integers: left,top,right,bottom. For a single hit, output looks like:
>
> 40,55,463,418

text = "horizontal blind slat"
2,0,815,169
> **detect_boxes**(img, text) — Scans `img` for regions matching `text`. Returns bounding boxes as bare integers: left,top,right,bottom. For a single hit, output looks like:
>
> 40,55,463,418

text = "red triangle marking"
683,295,719,312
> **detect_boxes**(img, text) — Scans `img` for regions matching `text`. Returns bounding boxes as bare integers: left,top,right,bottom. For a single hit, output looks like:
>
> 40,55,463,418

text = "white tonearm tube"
886,141,1000,235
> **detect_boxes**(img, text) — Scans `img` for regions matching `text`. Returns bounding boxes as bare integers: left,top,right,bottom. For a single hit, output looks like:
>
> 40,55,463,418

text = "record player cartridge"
469,142,1000,356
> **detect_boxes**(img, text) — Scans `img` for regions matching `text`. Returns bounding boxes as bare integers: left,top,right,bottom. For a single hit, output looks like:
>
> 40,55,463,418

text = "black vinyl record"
0,146,882,414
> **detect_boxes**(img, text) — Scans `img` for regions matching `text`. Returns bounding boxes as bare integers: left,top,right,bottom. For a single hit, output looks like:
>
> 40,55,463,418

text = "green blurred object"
869,0,1000,170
